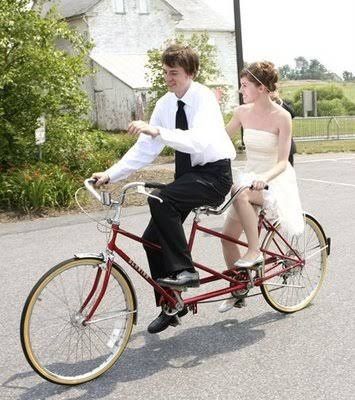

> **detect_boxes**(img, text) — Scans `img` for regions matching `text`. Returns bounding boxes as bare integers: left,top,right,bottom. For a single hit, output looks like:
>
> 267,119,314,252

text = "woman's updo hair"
241,61,279,92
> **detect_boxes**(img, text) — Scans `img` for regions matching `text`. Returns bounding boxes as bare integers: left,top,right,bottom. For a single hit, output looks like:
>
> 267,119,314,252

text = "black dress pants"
142,159,232,305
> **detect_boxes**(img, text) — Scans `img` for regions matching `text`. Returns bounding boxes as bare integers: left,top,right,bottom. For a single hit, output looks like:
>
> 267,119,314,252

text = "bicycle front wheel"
20,257,135,385
260,214,328,313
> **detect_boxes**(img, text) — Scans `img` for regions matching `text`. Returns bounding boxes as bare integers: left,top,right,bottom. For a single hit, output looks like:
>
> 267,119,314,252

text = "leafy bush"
0,163,78,212
292,85,355,116
314,85,343,100
43,115,178,175
341,97,355,115
41,116,138,177
0,0,91,170
317,99,347,116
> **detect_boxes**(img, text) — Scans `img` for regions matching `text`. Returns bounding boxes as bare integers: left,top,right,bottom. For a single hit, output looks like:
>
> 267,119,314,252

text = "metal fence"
293,116,355,141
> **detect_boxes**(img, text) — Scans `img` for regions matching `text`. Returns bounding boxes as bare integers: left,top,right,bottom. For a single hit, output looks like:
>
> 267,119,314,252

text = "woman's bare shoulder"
234,103,252,115
273,102,292,120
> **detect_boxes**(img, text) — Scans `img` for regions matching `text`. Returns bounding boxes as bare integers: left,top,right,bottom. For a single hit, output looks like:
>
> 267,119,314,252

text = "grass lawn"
296,139,355,154
232,132,355,154
279,80,355,103
293,116,355,137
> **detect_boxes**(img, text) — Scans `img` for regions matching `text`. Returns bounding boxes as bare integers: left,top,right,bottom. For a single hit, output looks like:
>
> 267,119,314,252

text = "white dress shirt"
106,81,236,183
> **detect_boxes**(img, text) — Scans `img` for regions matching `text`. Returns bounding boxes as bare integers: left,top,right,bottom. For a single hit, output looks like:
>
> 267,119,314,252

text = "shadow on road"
3,311,286,400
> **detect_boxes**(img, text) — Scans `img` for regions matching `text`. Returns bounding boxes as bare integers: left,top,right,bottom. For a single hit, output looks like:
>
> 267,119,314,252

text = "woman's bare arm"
225,107,242,138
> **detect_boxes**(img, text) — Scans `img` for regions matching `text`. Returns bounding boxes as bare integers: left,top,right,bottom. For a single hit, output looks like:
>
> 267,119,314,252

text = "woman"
219,61,304,312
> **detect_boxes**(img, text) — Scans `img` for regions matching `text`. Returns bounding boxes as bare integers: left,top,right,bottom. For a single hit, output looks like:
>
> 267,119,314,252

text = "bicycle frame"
82,208,303,323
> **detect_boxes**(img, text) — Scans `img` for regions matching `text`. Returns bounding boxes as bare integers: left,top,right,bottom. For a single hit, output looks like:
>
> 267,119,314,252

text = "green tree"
294,56,309,79
343,71,354,81
307,59,327,79
0,0,92,169
145,32,220,115
279,57,334,81
278,64,292,80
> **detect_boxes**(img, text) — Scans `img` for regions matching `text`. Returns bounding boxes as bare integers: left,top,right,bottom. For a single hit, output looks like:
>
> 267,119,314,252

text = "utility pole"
233,0,245,147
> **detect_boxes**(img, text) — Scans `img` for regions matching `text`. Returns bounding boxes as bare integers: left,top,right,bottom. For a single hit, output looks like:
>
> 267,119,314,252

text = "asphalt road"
1,153,354,400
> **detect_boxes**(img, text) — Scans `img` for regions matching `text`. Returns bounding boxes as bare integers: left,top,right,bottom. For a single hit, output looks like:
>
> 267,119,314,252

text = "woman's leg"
234,189,264,261
219,200,248,313
221,210,243,268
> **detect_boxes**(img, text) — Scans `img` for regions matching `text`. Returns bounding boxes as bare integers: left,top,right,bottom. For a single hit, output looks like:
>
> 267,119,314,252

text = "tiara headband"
245,68,270,92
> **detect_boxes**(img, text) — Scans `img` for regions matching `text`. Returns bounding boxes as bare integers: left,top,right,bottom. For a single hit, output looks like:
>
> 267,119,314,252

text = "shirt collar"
174,81,197,107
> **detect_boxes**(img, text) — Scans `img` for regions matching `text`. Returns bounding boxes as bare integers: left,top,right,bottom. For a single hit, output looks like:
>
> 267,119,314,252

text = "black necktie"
175,100,191,178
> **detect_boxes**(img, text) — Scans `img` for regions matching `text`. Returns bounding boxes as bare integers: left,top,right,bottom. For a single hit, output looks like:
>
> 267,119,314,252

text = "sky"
203,0,355,77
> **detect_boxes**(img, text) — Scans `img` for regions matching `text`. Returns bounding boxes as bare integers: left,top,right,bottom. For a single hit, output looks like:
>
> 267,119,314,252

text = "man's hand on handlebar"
91,172,110,187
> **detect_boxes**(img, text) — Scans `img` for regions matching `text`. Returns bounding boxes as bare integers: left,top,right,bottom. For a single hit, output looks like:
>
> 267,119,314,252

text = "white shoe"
218,297,239,313
234,253,264,269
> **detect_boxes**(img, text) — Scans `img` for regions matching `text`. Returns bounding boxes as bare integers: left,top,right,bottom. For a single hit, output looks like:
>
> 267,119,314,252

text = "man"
92,44,236,333
270,91,297,165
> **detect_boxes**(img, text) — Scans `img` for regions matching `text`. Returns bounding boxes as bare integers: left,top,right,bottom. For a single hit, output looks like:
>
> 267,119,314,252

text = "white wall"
88,0,178,54
181,30,238,110
93,64,141,130
210,31,239,108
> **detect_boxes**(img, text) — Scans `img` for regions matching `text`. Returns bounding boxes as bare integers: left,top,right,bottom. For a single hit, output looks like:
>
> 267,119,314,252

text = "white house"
44,0,238,130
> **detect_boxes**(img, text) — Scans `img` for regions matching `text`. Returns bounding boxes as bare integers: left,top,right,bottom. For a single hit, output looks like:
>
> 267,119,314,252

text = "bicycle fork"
78,253,114,325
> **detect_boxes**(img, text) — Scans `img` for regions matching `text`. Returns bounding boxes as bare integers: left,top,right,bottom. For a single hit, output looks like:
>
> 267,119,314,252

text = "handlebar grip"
84,178,101,202
145,182,167,189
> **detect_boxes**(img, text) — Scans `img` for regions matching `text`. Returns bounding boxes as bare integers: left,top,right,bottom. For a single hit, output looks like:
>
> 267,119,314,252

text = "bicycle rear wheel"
20,257,136,385
260,214,328,313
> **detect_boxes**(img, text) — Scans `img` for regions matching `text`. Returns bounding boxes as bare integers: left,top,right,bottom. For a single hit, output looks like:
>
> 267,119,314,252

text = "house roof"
166,0,234,32
44,0,234,31
42,0,101,18
91,52,150,89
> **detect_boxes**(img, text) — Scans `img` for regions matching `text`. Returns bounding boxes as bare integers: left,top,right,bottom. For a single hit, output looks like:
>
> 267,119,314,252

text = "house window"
138,0,149,14
112,0,125,14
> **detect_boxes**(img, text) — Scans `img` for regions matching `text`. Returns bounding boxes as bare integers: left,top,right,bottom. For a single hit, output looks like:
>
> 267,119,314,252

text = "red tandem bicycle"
20,179,330,385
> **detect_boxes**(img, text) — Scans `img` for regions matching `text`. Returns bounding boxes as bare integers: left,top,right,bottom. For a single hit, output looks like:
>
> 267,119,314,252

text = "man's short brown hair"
162,44,199,78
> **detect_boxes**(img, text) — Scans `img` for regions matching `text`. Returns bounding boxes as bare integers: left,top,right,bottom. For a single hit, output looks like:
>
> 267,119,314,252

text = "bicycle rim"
20,258,135,385
261,215,328,313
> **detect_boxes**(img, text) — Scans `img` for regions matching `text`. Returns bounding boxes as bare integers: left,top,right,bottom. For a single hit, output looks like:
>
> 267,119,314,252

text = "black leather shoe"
147,308,188,334
157,270,200,288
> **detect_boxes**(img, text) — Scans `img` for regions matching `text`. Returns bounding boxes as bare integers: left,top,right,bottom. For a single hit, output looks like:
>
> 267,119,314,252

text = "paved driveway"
1,153,354,400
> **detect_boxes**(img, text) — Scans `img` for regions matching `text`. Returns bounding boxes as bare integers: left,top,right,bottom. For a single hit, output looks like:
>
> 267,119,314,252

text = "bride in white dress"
219,61,304,312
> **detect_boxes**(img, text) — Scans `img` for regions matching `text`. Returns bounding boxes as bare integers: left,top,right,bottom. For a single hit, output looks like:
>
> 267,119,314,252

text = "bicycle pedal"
234,298,246,308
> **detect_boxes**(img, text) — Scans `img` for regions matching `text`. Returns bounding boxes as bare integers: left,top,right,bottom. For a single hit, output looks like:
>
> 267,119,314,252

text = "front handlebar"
84,179,101,202
84,179,166,206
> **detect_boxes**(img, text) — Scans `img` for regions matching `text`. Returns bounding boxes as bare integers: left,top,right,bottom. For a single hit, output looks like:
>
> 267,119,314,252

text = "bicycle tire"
20,257,135,385
260,214,328,313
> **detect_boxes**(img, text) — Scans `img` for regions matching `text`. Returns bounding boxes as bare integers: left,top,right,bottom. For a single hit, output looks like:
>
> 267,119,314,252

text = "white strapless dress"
229,128,304,236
